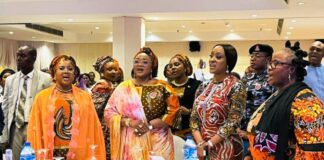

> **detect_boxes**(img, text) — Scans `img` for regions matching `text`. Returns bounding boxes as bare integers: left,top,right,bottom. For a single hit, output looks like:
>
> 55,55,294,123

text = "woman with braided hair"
91,56,123,159
247,43,324,160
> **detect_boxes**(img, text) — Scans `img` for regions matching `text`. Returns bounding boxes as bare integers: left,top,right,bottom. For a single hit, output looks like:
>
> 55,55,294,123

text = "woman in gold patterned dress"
104,47,180,160
190,44,247,160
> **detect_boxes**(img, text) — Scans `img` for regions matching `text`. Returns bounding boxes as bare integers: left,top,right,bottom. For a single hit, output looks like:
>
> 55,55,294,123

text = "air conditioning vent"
25,23,63,37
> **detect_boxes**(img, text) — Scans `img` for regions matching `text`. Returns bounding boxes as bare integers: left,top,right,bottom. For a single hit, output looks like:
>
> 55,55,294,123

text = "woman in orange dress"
27,55,105,160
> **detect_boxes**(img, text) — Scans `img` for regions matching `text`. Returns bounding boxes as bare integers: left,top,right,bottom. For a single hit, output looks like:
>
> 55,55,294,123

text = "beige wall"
53,40,315,80
146,40,315,78
54,43,113,80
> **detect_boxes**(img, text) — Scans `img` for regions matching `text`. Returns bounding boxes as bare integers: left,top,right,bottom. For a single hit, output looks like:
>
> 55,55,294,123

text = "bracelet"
197,140,205,147
207,140,214,147
124,118,131,127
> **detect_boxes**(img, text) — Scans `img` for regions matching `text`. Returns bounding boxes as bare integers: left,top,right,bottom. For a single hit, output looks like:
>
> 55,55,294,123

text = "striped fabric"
15,75,28,128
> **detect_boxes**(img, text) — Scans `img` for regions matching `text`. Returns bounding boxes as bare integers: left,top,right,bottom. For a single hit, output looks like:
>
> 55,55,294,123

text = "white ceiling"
0,0,323,43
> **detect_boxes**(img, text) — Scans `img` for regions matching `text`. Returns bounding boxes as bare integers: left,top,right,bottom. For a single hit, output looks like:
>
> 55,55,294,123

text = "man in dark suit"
0,45,52,159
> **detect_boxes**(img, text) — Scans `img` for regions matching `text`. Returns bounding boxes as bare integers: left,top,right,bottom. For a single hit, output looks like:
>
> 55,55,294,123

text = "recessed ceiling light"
291,19,297,23
230,29,234,32
181,25,186,28
225,22,231,27
9,31,14,35
189,30,193,33
95,27,100,30
287,32,292,35
289,27,294,30
32,36,36,39
298,2,305,5
251,14,258,18
68,18,74,22
152,17,159,21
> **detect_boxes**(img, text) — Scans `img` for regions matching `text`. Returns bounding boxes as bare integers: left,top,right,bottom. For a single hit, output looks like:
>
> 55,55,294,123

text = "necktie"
16,75,28,128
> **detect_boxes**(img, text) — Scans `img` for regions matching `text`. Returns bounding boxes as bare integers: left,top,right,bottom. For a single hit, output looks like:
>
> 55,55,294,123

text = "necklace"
55,86,72,93
171,78,189,87
133,78,152,86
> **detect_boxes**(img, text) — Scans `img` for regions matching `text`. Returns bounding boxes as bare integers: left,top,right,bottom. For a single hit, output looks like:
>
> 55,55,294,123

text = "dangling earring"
288,74,291,81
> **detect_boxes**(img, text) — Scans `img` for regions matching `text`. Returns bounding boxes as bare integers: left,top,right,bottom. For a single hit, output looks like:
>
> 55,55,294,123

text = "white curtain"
0,38,19,70
0,38,56,71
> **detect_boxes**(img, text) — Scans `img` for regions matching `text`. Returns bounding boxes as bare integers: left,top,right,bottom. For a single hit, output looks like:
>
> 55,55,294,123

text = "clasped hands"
131,120,151,137
125,118,168,137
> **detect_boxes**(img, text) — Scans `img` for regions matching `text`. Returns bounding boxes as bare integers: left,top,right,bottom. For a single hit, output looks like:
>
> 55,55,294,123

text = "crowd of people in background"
0,40,322,160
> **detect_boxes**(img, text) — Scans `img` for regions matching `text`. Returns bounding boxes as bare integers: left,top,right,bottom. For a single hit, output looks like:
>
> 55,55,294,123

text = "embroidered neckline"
171,78,189,87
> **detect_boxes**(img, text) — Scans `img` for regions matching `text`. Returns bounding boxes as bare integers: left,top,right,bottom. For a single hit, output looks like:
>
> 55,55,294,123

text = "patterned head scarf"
170,54,193,76
93,56,117,73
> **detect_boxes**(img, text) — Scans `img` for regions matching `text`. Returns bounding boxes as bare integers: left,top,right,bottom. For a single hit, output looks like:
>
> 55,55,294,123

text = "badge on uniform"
255,83,261,90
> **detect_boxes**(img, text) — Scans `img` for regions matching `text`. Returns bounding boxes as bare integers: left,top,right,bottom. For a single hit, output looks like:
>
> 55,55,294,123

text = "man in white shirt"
0,45,52,159
304,41,324,102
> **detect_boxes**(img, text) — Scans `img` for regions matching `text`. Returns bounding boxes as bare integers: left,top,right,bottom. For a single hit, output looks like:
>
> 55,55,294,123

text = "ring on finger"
134,128,138,133
139,124,143,128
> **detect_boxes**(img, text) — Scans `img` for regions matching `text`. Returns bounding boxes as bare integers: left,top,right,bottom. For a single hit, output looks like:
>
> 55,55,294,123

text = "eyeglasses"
268,60,292,69
309,47,322,53
249,53,268,59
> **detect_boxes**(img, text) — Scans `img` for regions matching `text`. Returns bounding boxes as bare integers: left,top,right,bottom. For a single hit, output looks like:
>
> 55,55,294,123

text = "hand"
130,119,149,137
0,142,9,151
236,128,248,139
197,142,208,158
180,106,191,115
149,118,168,129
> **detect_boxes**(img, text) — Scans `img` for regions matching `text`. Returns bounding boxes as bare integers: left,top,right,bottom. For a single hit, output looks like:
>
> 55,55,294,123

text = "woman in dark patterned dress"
91,56,123,159
190,44,247,160
167,54,201,138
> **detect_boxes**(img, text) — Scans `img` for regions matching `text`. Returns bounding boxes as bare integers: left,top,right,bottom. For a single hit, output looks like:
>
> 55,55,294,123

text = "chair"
173,135,185,160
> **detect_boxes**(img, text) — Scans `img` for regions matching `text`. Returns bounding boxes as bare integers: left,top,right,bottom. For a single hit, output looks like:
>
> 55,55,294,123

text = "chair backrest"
173,135,185,160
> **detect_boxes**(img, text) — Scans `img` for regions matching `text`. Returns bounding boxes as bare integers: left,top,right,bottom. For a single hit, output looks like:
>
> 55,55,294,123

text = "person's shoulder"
6,72,19,81
35,87,53,98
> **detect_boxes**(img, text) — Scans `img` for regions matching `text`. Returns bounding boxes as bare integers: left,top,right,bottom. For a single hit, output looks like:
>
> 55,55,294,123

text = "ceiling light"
32,36,36,39
298,2,305,5
285,36,289,40
289,27,294,30
230,29,234,32
151,17,159,21
9,31,14,35
291,19,297,23
225,22,231,27
68,18,74,22
287,32,292,35
95,27,100,30
251,14,258,18
181,25,186,28
189,30,193,33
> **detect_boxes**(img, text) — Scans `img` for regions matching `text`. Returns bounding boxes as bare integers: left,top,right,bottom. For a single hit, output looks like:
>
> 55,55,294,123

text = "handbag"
172,109,182,130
